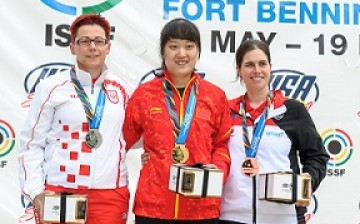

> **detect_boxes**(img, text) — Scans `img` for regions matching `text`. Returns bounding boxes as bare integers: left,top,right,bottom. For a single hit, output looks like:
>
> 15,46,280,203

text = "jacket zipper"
170,77,194,220
91,83,95,94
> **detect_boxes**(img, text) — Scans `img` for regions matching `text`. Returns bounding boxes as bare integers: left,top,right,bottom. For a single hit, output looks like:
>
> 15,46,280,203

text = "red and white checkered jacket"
19,64,133,200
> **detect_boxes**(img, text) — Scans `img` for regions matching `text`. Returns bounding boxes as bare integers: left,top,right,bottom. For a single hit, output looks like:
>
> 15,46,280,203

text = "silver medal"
85,129,103,149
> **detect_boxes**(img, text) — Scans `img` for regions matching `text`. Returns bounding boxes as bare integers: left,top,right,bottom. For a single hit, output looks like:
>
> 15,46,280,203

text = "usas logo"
270,70,319,109
41,0,122,15
22,63,72,108
321,128,353,177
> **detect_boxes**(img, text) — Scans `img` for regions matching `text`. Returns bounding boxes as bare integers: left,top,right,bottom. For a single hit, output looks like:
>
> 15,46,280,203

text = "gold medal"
172,144,189,164
241,158,259,176
85,129,103,149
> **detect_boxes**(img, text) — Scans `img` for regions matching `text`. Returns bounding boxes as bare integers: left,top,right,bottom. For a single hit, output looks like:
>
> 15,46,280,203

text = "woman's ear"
70,42,75,55
236,67,242,80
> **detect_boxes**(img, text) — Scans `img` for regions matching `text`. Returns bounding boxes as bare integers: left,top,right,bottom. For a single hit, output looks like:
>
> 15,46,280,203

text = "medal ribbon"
163,78,197,144
70,68,106,129
241,95,271,158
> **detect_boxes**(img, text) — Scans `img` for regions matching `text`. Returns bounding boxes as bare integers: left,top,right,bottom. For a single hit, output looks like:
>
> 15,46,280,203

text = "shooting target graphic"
321,128,353,167
0,120,15,158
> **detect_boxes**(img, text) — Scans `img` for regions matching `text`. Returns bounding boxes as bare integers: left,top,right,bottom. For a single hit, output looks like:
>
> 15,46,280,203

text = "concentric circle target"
321,128,353,167
0,120,15,157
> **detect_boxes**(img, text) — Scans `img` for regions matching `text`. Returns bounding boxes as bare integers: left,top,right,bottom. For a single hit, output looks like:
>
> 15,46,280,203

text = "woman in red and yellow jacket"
123,18,232,224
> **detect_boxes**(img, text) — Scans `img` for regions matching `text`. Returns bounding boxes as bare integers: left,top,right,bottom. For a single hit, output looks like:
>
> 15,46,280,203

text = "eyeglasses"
75,37,109,46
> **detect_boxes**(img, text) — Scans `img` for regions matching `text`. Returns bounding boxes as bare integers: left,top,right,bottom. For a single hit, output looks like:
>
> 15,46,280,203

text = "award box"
43,194,87,223
168,164,224,197
258,172,311,203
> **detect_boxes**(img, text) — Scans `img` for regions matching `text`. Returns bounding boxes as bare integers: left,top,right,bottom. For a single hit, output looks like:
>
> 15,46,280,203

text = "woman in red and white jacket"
19,14,133,224
219,39,329,224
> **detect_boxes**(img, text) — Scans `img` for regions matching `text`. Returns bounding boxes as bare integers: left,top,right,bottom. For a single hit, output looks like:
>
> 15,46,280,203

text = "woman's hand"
141,152,150,166
32,190,55,223
202,164,218,169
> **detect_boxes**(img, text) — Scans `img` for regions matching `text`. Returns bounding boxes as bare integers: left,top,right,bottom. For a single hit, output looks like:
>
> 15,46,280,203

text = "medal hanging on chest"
172,144,190,164
241,158,260,176
70,68,106,149
163,78,197,164
240,94,271,176
85,129,103,149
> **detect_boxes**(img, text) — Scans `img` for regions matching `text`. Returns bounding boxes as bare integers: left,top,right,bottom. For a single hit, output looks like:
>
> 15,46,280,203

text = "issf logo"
41,0,123,15
321,128,353,177
0,120,15,158
270,70,319,109
21,63,72,108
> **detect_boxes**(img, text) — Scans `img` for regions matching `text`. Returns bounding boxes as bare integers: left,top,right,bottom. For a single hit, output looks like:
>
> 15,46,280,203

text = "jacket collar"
73,63,108,86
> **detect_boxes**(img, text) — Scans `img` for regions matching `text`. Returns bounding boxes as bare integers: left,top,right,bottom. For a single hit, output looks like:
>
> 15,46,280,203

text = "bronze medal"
241,158,259,176
172,144,189,164
85,129,103,149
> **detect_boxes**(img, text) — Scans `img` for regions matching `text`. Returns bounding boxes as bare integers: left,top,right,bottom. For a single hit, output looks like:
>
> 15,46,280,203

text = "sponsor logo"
22,63,72,108
51,205,61,215
321,128,353,177
266,131,284,138
270,70,319,109
41,0,122,15
0,120,15,159
281,183,292,191
322,128,353,166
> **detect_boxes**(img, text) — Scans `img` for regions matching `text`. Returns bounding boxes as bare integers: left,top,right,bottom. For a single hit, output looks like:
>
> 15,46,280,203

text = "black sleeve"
285,99,330,192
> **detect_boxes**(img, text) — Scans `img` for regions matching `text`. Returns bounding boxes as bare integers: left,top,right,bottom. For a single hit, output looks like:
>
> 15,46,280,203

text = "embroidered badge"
106,90,119,104
150,107,162,114
274,113,284,120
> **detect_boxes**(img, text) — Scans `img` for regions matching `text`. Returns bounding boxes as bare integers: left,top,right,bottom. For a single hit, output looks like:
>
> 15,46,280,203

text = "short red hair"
69,14,111,42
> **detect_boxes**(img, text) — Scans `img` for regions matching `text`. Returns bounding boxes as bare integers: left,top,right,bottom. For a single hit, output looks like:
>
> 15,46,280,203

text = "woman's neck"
246,89,269,108
171,74,191,88
88,68,102,79
78,63,102,79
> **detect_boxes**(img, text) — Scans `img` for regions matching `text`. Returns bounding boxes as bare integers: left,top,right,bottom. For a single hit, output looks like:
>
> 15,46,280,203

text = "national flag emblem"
107,90,119,104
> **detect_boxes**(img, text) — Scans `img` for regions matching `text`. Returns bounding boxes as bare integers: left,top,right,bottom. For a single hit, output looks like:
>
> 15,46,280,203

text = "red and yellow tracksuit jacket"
123,70,232,220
